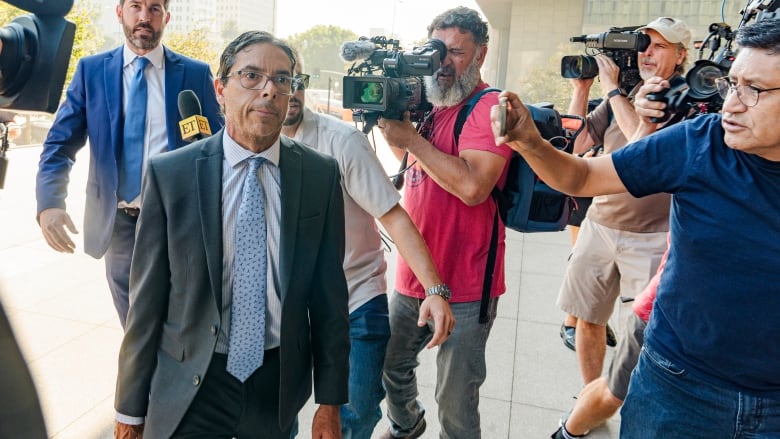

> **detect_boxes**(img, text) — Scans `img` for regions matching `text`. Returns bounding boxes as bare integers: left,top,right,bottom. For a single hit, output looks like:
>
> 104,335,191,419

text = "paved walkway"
0,143,619,438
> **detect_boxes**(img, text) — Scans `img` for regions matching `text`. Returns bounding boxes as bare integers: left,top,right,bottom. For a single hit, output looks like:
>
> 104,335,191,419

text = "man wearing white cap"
554,15,691,409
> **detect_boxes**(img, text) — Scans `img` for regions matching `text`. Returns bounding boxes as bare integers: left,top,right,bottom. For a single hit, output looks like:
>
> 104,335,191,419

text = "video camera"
0,0,75,113
561,27,649,91
339,36,446,132
0,0,75,189
645,0,780,123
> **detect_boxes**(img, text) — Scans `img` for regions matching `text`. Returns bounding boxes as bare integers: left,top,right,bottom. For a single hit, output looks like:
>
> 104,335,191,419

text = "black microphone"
3,0,73,16
177,90,211,142
339,40,377,62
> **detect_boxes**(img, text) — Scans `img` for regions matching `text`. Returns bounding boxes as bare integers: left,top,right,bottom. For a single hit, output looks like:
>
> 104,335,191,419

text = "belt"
120,207,140,217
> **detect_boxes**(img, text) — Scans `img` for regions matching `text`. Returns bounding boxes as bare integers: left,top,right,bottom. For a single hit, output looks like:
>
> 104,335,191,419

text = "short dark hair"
120,0,170,9
736,18,780,55
427,6,489,46
217,31,297,83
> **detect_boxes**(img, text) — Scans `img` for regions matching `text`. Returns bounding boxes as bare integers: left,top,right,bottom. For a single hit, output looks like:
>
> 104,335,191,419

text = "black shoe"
551,421,589,438
378,418,426,439
551,426,566,439
606,323,617,347
560,323,576,351
560,322,617,351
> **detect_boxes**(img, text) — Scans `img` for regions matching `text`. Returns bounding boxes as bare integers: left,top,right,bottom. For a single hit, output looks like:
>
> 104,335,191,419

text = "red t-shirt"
396,84,514,303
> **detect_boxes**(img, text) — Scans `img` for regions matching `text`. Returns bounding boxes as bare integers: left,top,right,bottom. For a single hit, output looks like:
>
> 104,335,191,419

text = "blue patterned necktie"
227,157,268,382
119,56,150,202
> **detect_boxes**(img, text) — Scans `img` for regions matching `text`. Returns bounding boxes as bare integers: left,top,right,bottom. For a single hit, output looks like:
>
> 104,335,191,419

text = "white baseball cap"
637,17,692,49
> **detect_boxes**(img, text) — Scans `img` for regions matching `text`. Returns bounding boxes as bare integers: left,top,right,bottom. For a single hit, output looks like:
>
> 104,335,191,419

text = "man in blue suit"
35,0,222,329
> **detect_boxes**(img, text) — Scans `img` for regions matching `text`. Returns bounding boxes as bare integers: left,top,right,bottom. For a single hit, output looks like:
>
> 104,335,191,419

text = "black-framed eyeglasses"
224,70,295,95
715,77,780,107
293,74,311,91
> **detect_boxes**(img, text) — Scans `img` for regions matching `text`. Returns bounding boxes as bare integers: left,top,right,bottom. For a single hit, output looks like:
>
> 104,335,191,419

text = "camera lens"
561,55,599,79
686,61,726,100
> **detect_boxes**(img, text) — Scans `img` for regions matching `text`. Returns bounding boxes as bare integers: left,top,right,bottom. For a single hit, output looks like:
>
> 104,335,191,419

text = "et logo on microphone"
178,115,211,141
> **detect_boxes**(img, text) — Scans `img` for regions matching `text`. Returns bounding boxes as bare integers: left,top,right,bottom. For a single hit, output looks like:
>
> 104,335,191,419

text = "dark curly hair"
427,7,489,46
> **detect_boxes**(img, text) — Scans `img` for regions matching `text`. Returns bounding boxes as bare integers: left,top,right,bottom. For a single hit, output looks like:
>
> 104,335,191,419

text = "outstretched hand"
491,91,544,151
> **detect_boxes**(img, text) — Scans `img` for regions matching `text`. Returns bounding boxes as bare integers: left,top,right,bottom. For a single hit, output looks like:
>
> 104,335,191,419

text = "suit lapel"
196,133,225,309
163,47,185,150
104,47,124,159
279,138,303,302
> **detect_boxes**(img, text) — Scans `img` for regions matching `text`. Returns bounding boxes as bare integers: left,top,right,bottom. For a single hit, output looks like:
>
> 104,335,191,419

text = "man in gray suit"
113,31,349,439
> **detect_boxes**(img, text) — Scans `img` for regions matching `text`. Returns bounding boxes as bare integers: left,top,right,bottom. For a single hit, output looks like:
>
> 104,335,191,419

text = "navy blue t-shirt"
612,113,780,396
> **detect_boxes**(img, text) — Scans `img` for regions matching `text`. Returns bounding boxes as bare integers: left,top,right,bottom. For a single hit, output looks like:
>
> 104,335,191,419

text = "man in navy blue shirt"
495,18,780,438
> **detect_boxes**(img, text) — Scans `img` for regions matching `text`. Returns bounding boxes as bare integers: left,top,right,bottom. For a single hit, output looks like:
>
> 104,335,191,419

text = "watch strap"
607,88,624,99
425,284,452,301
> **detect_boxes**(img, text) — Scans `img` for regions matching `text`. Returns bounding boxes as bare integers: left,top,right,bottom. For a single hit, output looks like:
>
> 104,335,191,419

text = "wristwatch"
607,88,625,100
425,284,452,301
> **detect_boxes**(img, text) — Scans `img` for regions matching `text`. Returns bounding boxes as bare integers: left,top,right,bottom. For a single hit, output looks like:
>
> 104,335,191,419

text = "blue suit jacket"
36,46,223,258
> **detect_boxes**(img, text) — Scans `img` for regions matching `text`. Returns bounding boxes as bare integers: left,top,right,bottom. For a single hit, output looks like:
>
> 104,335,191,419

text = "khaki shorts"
606,312,646,400
556,219,667,325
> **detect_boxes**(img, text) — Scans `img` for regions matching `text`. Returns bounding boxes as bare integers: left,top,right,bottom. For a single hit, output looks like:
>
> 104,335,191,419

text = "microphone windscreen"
340,40,377,62
178,90,202,119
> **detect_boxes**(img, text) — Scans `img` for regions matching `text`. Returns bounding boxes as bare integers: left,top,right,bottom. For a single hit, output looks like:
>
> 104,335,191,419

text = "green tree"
66,0,105,87
165,27,220,73
287,25,359,90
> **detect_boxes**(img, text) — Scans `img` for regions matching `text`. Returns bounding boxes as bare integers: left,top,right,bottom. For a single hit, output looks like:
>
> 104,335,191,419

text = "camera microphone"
340,40,377,62
177,90,211,143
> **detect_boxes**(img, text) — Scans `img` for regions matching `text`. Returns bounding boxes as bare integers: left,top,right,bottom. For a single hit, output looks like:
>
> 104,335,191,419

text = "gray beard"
424,60,481,108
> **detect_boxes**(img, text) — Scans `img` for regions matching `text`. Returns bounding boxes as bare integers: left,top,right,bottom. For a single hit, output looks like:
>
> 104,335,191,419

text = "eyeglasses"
715,77,780,107
293,74,311,91
225,70,295,95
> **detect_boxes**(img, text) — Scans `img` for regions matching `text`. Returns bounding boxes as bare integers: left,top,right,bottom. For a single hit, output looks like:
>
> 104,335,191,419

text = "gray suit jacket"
114,131,350,438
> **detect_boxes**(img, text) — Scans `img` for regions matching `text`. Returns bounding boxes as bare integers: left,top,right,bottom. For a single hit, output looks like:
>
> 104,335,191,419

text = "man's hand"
312,404,341,439
594,54,621,93
418,295,456,348
491,91,545,151
377,112,420,151
39,208,78,253
631,76,671,140
114,421,144,439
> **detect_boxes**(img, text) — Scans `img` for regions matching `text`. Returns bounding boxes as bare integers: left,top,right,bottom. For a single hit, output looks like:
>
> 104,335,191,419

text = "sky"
276,0,482,46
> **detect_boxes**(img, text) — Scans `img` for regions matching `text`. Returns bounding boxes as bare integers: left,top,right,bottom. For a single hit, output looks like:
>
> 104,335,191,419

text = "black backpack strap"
451,87,501,324
454,87,502,146
480,209,499,323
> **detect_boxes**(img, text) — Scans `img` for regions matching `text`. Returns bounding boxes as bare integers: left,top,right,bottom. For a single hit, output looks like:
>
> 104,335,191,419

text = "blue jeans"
621,344,780,438
289,295,390,439
341,294,391,439
382,292,498,439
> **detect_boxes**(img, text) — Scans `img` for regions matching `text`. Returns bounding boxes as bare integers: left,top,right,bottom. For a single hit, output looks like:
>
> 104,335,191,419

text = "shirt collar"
122,43,165,70
222,130,281,168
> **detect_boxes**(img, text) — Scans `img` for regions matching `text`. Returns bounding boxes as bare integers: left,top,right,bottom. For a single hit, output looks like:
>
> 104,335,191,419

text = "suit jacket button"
210,325,217,335
193,375,200,386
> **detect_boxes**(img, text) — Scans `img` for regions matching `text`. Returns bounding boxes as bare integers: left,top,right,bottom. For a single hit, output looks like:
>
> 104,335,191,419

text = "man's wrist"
607,88,625,100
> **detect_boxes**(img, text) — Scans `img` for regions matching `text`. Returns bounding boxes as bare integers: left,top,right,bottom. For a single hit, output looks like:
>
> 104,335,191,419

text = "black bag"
455,88,579,233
